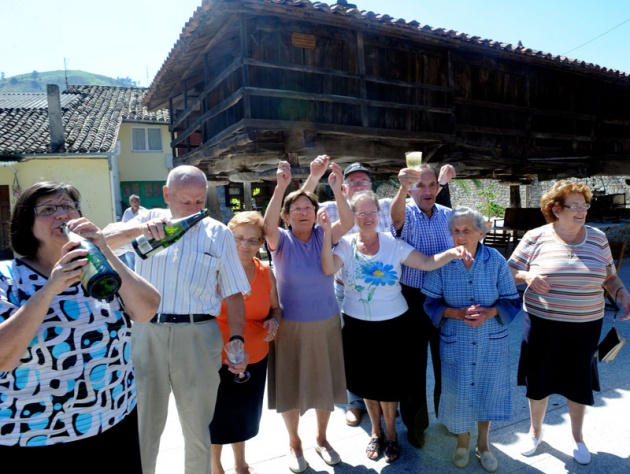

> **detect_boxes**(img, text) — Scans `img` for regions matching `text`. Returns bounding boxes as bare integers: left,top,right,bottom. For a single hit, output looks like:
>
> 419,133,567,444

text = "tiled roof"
151,0,628,98
0,86,170,155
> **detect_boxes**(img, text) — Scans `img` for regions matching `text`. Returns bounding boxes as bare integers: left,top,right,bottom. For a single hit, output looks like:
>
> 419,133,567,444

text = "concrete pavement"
154,260,630,474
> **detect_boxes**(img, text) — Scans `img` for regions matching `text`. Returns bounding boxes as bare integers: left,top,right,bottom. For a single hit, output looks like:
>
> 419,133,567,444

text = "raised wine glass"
405,151,423,169
224,339,250,383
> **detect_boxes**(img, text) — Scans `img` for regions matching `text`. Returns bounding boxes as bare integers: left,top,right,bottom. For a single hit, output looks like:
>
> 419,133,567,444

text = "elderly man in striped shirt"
104,165,250,474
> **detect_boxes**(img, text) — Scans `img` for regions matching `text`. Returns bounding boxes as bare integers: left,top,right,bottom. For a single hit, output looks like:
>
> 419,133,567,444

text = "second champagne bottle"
132,208,210,259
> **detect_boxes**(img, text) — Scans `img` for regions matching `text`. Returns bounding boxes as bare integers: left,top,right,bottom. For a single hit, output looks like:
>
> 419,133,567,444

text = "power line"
563,18,630,55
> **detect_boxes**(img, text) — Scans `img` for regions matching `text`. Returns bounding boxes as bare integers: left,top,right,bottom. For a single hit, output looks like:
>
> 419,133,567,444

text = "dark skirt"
0,408,141,474
209,356,268,444
517,313,602,405
343,312,409,402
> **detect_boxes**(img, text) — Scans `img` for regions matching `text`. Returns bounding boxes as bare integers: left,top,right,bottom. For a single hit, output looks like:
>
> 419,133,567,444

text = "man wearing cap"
302,157,455,428
390,162,456,449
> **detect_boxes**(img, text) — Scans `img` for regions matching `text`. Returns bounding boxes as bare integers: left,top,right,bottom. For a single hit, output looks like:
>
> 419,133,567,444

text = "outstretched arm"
318,208,344,275
403,245,473,272
328,162,353,243
263,161,292,252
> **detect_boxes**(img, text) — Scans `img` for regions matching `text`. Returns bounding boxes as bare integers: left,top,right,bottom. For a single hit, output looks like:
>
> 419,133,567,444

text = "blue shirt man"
390,163,455,448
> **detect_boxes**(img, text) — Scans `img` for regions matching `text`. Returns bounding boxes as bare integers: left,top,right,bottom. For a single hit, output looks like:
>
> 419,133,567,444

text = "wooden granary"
145,0,630,184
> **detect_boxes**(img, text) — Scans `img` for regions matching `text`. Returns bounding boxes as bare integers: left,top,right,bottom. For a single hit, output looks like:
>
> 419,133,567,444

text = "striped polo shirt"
508,224,615,322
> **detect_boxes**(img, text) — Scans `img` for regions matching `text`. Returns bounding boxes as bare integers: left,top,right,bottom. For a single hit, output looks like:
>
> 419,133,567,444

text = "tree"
31,70,39,80
115,76,138,87
1,72,5,81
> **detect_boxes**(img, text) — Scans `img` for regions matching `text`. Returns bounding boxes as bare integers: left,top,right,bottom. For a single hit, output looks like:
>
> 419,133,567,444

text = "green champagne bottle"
132,208,209,260
61,223,122,302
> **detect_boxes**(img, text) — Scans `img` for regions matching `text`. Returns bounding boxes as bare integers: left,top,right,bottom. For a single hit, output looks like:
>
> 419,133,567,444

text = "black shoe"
406,430,425,449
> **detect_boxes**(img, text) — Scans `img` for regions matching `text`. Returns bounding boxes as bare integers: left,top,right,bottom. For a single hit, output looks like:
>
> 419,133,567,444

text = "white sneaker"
573,442,591,465
521,432,543,456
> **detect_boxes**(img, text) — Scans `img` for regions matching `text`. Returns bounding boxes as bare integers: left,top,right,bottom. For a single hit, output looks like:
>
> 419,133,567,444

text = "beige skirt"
267,314,347,415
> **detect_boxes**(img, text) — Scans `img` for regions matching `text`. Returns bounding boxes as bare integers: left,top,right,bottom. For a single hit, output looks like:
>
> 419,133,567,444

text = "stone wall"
447,176,630,217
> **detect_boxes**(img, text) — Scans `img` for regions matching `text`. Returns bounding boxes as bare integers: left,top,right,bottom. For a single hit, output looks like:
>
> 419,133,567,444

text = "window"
132,127,162,152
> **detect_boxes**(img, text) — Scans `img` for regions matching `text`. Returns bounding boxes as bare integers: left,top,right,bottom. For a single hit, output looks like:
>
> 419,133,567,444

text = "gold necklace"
554,226,583,259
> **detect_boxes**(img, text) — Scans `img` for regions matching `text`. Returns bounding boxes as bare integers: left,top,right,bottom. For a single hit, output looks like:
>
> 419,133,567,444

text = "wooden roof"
148,0,629,111
145,0,630,182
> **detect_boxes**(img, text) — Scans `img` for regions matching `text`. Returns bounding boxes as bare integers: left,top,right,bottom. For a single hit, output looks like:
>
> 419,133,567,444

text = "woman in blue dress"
423,206,521,473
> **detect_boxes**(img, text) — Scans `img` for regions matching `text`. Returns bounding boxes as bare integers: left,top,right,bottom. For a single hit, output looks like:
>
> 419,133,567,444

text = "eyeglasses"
34,202,81,216
355,211,378,218
562,203,591,211
234,236,261,247
344,180,372,188
289,205,315,214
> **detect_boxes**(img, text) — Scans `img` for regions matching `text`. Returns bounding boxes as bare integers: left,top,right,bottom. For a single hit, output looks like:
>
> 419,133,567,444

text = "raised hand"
438,164,457,184
327,162,343,192
317,207,332,231
310,155,331,181
276,160,292,189
398,168,421,191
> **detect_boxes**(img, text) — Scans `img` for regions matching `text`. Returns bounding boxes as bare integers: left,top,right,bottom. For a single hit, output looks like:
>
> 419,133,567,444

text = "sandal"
366,436,383,460
384,439,401,463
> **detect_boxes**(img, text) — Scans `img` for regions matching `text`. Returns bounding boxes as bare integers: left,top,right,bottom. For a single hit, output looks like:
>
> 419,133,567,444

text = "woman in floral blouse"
319,190,471,464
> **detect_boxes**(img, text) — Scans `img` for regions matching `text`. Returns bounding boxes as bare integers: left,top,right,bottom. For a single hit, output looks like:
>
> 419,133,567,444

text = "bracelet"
268,317,279,328
229,335,245,343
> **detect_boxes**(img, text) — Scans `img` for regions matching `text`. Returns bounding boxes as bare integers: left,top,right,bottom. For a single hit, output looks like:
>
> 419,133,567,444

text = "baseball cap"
343,162,371,180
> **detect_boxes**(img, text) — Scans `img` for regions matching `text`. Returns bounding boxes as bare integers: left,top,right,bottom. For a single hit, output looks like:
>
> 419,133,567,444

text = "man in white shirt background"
121,194,147,268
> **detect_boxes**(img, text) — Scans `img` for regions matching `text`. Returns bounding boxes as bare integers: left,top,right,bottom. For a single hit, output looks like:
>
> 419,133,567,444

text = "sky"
2,0,629,87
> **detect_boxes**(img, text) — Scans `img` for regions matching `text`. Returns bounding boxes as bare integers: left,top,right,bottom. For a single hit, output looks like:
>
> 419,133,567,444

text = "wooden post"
510,185,521,208
206,185,223,222
243,181,253,211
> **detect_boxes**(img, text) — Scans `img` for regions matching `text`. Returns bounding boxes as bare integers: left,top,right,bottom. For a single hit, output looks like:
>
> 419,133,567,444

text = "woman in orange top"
210,211,282,474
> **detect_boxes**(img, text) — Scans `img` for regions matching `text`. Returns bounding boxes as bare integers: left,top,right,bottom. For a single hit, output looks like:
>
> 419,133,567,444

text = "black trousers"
399,284,442,437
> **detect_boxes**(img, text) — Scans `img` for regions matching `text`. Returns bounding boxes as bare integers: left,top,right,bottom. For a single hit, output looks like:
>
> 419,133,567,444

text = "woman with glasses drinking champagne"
263,157,354,473
0,181,159,473
508,180,630,465
319,190,472,464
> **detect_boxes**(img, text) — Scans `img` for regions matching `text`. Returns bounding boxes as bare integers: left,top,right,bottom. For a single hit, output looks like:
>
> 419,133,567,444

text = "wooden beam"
243,57,453,93
244,86,453,114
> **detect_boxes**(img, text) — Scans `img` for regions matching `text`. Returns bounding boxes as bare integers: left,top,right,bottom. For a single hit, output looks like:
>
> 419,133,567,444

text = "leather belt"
151,313,215,324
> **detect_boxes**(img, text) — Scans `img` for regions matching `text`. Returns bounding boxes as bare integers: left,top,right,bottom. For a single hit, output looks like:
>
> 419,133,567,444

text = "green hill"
0,70,139,92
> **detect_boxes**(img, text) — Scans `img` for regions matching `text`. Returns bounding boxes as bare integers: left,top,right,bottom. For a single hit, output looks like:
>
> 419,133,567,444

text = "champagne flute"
224,339,250,383
405,151,423,169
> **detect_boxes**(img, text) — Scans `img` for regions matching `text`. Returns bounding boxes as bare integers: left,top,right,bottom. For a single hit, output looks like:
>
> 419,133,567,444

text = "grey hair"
448,206,487,238
349,190,380,213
